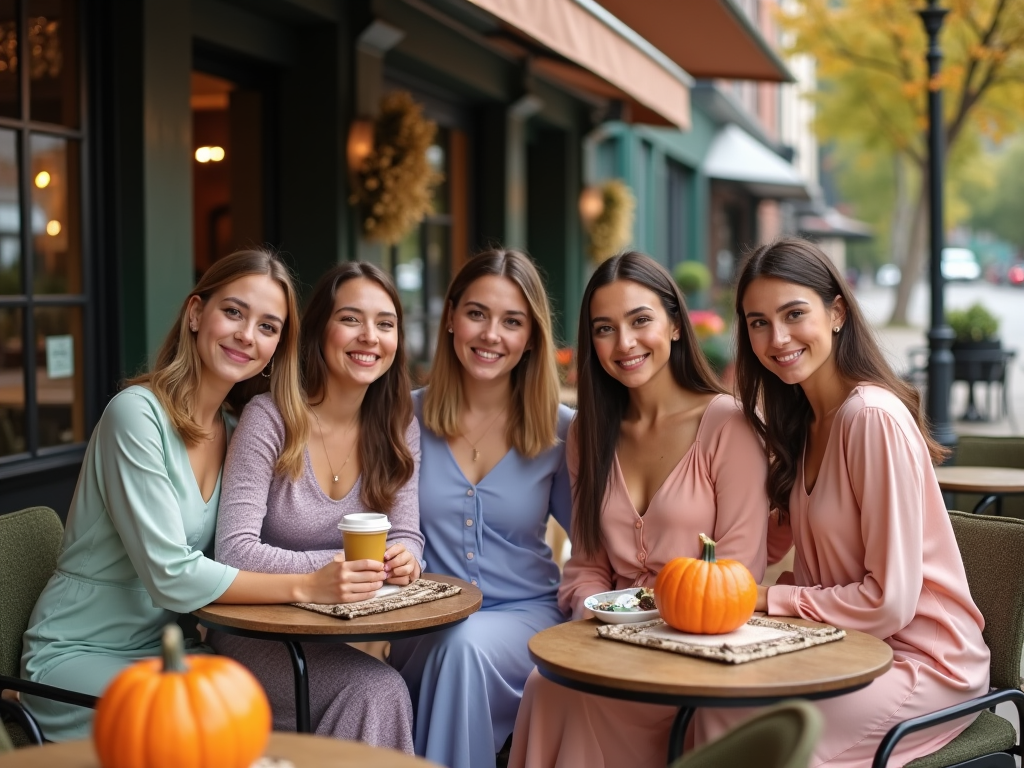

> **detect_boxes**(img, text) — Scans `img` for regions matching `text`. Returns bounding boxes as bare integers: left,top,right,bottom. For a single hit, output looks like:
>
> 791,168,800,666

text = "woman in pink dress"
509,251,770,768
697,237,990,766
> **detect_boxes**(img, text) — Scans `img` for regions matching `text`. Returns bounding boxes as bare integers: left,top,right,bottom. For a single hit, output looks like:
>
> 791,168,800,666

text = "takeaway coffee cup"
338,512,391,563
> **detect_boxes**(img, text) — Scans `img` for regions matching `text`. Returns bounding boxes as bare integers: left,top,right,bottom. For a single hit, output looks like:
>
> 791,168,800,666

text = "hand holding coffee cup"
384,543,421,586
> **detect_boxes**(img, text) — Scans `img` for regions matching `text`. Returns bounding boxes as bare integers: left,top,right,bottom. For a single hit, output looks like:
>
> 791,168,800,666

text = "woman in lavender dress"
388,249,573,768
211,263,423,752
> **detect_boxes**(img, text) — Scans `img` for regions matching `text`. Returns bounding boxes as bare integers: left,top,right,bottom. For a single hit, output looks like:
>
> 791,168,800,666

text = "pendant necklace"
462,407,506,462
312,408,358,483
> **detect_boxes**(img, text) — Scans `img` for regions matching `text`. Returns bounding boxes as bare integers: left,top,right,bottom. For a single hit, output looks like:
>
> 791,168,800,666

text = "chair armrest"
0,697,44,745
872,687,1024,768
0,674,98,710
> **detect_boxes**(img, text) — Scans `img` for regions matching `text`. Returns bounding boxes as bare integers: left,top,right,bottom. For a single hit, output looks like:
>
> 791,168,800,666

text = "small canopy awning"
703,124,810,200
593,0,793,82
799,208,873,240
465,0,691,130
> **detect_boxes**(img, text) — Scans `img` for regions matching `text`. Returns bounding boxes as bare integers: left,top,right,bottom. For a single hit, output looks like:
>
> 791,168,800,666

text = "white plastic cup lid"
337,512,392,533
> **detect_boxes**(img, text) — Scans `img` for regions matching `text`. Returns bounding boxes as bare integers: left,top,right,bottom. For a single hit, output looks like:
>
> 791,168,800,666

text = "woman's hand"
756,584,770,613
300,554,386,604
384,543,421,586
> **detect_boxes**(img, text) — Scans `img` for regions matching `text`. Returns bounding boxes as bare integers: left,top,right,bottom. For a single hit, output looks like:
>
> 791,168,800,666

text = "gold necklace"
461,407,506,462
312,408,358,483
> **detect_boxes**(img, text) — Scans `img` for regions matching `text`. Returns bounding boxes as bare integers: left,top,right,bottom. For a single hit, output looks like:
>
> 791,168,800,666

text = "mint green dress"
20,386,239,741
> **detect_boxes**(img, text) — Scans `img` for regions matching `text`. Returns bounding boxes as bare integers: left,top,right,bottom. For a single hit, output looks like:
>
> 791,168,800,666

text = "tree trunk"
889,155,913,268
889,180,929,326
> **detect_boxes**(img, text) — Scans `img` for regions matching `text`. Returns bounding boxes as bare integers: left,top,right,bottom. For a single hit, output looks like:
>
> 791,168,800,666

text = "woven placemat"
596,616,846,664
292,578,462,620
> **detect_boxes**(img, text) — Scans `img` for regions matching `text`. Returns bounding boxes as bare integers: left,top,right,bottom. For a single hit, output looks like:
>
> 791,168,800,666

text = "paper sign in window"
45,334,73,379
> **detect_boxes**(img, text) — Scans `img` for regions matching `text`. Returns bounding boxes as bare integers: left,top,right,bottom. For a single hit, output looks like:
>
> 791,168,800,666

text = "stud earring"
190,323,197,332
833,326,841,333
447,327,453,334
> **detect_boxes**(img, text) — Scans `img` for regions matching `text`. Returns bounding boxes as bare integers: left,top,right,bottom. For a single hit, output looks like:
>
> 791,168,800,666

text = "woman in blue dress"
389,248,572,768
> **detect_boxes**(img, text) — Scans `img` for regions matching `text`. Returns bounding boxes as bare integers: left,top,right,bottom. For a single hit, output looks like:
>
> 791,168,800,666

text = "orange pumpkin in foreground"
93,624,271,768
655,533,757,634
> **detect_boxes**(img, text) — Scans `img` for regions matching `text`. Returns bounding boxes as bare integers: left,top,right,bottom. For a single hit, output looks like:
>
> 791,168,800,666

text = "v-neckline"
444,439,513,489
178,415,226,506
304,446,361,503
800,402,844,498
614,394,720,517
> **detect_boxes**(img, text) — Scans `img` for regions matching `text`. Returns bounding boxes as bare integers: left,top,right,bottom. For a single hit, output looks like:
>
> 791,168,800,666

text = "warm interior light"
34,171,51,188
578,186,604,225
195,146,211,163
347,118,375,174
46,219,61,236
209,146,225,162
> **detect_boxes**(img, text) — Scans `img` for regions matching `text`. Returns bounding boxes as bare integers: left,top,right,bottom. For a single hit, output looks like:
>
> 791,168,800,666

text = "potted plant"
947,303,1003,411
673,260,712,310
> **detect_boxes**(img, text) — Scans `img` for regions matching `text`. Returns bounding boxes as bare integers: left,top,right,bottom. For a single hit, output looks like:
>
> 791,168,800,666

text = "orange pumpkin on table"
93,624,271,768
655,533,757,634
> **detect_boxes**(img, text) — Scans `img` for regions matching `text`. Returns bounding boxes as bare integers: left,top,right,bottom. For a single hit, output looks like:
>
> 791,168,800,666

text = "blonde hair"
127,248,309,478
423,248,560,458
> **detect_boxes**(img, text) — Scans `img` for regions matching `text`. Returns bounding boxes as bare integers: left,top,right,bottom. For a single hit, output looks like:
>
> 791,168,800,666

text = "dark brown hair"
300,262,414,512
129,248,308,477
573,252,725,556
422,248,560,458
734,237,949,517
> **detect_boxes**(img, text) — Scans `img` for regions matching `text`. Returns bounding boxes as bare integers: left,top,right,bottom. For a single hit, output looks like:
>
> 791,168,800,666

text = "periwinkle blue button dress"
389,389,573,768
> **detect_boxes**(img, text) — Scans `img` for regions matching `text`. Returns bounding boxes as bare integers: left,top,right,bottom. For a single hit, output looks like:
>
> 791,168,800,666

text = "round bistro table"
193,574,482,733
529,616,893,763
0,732,443,767
934,466,1024,515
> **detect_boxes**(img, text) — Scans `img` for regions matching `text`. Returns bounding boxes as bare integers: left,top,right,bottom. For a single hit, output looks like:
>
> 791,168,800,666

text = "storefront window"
0,0,85,465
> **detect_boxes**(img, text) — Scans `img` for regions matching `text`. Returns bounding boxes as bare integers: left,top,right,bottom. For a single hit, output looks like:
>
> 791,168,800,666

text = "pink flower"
689,310,726,340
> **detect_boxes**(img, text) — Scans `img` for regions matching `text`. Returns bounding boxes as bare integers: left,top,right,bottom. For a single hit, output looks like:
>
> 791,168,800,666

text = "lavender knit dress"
210,393,424,753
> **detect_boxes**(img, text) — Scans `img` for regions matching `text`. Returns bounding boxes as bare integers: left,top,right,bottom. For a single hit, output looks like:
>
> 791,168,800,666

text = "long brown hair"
734,237,949,517
301,262,414,512
129,248,307,477
573,252,725,557
422,248,561,458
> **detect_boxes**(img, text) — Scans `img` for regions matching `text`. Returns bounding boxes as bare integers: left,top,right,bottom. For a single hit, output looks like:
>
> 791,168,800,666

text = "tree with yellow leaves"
780,0,1024,324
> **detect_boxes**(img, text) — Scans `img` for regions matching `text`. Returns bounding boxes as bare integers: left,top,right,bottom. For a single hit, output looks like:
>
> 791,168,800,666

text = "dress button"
467,552,474,560
638,552,646,562
466,519,474,527
471,579,478,586
634,520,642,529
466,489,475,497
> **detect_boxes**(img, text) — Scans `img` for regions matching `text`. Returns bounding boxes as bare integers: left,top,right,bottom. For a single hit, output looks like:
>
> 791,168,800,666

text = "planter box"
952,340,1005,383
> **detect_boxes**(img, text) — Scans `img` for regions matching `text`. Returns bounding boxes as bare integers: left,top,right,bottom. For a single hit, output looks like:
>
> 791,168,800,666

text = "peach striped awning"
465,0,691,130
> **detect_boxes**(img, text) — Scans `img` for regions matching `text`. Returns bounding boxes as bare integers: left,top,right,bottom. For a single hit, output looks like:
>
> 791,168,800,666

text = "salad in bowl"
584,587,659,624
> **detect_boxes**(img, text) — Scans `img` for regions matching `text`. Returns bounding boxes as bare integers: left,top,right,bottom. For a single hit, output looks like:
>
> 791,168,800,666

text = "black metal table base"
972,495,1001,515
284,641,311,732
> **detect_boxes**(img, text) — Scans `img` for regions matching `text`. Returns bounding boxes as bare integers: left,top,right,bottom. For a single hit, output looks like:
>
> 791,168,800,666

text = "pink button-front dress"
509,394,770,768
696,384,990,766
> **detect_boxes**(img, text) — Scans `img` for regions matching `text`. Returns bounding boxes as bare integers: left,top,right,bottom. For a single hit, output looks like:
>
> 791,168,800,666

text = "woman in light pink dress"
509,252,770,768
697,237,990,766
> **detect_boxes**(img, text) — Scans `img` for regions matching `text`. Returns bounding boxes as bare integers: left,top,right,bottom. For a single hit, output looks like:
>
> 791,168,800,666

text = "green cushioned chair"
0,507,98,747
952,436,1024,518
873,511,1024,767
668,700,822,768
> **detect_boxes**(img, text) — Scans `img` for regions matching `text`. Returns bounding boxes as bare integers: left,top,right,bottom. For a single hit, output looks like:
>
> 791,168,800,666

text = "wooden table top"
530,617,893,701
934,466,1024,494
0,732,442,767
193,574,482,640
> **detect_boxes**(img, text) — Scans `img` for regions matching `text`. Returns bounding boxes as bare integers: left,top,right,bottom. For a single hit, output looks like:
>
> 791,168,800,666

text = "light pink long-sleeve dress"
696,384,990,767
509,394,770,768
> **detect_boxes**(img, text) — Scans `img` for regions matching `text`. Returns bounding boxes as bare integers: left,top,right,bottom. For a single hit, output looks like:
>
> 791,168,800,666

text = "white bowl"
584,588,660,625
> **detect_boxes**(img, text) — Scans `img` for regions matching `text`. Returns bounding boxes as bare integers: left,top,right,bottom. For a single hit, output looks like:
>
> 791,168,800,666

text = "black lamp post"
919,0,957,449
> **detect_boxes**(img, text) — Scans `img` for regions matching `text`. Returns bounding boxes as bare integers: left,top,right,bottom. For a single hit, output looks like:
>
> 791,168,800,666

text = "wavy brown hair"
128,248,307,477
573,252,726,557
301,262,414,513
734,237,949,518
422,248,561,458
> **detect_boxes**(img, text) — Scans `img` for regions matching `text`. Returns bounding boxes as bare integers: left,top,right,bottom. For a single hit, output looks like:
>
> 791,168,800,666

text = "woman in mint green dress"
20,249,380,742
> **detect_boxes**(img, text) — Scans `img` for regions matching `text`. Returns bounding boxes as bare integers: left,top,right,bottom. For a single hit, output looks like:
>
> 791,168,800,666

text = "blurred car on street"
1008,263,1024,287
941,247,981,281
876,263,901,287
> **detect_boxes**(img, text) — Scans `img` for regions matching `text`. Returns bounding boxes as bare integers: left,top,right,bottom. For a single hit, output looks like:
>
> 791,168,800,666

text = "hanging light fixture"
578,185,604,226
347,118,375,175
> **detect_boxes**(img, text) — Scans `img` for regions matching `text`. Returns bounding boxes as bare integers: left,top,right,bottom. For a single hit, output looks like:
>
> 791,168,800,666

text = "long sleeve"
98,391,237,612
707,407,769,582
384,419,425,562
558,427,614,619
766,513,794,566
547,409,574,534
767,406,924,638
216,397,337,574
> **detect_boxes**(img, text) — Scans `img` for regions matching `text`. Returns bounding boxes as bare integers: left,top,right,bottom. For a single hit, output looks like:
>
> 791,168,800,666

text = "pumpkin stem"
161,624,188,674
698,533,717,563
